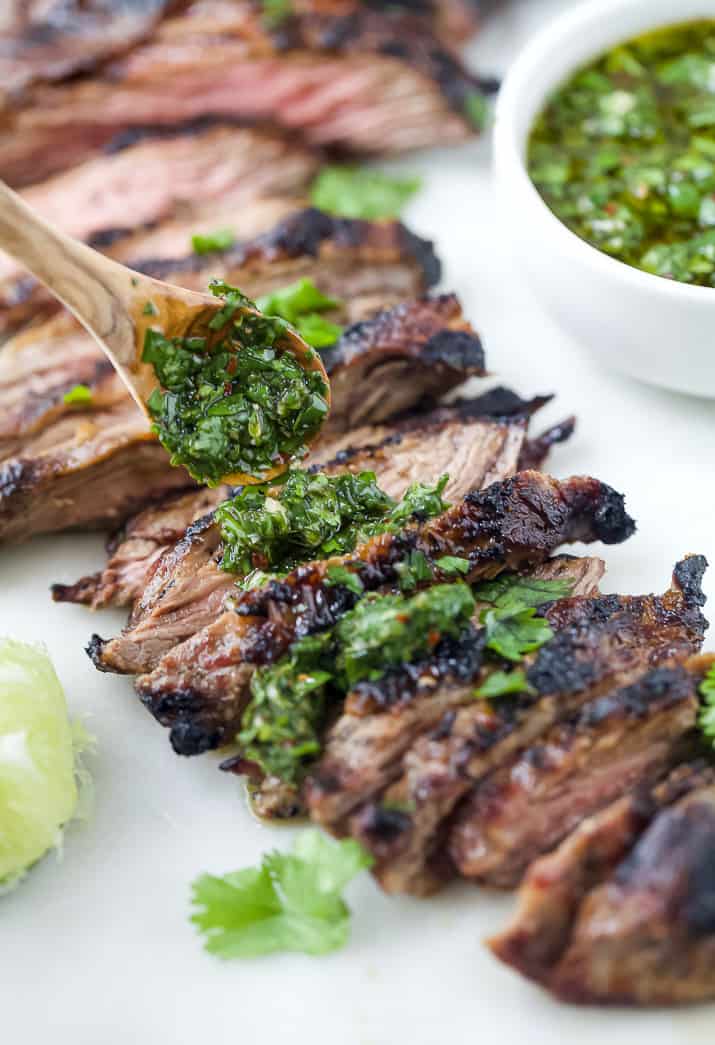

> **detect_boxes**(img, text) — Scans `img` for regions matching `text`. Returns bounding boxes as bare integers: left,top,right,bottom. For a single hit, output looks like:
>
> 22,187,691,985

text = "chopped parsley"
215,469,450,580
142,301,158,316
256,278,343,349
62,383,92,406
142,281,329,485
464,91,490,131
260,0,292,29
191,829,371,958
239,583,476,784
395,550,433,591
238,573,573,785
473,574,574,663
473,669,534,700
191,228,236,255
325,565,364,595
698,663,715,744
310,166,422,220
435,555,470,576
529,20,715,286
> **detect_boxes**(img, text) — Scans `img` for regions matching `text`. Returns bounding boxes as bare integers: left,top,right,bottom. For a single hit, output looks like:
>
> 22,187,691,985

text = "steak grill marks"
0,197,440,339
308,557,707,896
125,472,634,757
1,293,471,544
54,394,527,614
0,1,499,184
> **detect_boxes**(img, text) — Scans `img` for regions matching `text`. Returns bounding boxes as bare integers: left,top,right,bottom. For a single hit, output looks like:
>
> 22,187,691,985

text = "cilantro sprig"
191,830,372,958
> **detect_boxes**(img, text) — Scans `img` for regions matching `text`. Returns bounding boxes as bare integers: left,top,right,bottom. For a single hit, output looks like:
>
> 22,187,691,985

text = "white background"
2,1,715,1041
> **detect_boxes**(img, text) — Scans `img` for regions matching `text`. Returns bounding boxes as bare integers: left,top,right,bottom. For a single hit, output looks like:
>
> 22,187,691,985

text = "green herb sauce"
528,21,715,286
215,470,450,583
239,583,476,784
142,281,329,486
238,573,574,785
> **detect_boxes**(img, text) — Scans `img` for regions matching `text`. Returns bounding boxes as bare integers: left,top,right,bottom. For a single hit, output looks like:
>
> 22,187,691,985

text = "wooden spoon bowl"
0,179,330,484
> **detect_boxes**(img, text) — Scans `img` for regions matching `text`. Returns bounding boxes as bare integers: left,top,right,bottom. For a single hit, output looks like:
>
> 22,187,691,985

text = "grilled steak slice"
51,485,230,610
87,410,530,670
0,124,320,322
448,665,701,887
0,399,191,542
344,557,708,895
517,417,577,472
321,294,482,433
1,203,439,340
489,757,715,985
551,780,715,1005
250,556,602,823
0,3,497,184
2,290,471,543
0,1,182,105
55,386,564,612
130,473,635,755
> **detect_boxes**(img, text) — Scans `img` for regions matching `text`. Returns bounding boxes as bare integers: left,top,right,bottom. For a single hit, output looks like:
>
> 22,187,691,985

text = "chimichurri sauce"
142,282,329,486
528,21,715,286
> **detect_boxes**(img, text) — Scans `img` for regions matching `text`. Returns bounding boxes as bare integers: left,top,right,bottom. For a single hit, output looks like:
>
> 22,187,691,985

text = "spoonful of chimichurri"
0,179,330,485
528,20,715,287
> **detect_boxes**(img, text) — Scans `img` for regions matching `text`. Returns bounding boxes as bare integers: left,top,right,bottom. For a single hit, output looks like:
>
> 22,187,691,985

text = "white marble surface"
2,2,715,1042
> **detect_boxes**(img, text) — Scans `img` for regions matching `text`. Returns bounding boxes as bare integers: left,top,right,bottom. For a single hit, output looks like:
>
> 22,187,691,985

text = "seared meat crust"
2,294,474,544
1,202,439,339
489,757,715,985
327,558,707,895
126,472,634,756
0,0,498,184
448,665,701,887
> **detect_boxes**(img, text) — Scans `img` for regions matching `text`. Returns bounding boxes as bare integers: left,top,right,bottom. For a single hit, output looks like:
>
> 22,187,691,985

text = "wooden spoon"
0,178,330,484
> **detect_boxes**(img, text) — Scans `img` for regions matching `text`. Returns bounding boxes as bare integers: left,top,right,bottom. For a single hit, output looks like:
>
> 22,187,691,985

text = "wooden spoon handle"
0,179,154,370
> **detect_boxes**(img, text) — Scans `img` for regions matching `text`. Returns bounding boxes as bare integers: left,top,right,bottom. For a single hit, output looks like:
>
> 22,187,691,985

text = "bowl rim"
494,0,715,304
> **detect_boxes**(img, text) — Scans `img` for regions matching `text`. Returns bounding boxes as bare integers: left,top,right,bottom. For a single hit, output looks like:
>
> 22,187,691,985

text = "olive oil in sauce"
528,20,715,286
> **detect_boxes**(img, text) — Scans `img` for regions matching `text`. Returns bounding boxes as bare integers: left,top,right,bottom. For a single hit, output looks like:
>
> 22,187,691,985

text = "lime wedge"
0,638,86,889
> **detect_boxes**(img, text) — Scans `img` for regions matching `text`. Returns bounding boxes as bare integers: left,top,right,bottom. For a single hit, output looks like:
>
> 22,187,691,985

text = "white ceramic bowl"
494,0,715,398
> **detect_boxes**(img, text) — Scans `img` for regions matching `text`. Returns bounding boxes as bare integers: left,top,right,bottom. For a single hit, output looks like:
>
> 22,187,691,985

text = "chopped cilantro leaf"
473,574,574,663
474,669,535,700
435,555,470,576
191,228,236,255
395,550,433,592
310,166,422,220
325,565,364,595
698,663,715,745
482,608,554,662
142,301,158,316
474,574,574,615
239,584,475,783
388,474,450,527
464,91,490,130
295,313,343,349
255,279,344,349
260,0,292,28
256,279,340,325
191,829,372,958
62,383,92,406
